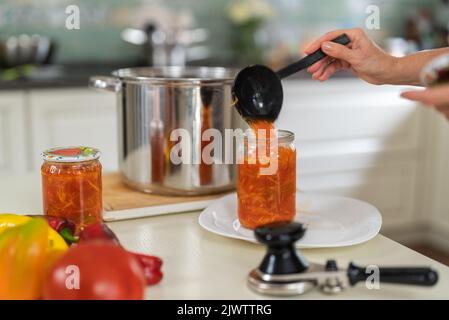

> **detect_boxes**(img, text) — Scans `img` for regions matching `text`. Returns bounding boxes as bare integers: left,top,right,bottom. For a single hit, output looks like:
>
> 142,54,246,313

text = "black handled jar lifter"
248,222,439,296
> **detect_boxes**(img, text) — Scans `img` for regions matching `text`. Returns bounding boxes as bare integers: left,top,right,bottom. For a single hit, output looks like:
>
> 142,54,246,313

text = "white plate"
199,192,382,248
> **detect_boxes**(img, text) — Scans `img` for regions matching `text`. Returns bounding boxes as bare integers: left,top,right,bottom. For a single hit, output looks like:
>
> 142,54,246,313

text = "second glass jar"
41,146,103,232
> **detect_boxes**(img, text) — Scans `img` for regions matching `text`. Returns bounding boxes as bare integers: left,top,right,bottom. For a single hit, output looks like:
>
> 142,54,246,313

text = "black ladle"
233,34,351,121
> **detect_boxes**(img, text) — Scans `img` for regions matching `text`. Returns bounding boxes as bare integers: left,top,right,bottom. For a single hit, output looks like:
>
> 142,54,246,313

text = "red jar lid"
42,146,101,163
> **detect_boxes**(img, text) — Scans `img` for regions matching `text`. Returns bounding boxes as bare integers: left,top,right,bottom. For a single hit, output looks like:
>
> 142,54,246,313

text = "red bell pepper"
43,216,78,244
28,215,78,244
79,222,163,285
132,253,164,285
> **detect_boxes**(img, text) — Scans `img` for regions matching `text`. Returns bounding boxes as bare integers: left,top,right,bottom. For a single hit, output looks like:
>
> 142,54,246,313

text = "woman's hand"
401,85,449,120
305,28,399,85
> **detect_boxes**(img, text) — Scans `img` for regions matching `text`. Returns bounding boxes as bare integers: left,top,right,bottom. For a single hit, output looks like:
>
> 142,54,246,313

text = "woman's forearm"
389,48,449,86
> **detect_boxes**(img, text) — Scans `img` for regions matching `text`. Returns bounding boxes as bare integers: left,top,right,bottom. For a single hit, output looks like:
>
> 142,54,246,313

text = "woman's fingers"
311,58,332,79
400,90,429,103
434,104,449,121
304,28,360,54
321,42,355,63
436,105,449,120
304,28,362,81
401,85,449,106
401,86,449,120
435,104,449,112
304,29,350,54
313,60,349,81
307,56,331,73
318,65,340,81
318,61,345,81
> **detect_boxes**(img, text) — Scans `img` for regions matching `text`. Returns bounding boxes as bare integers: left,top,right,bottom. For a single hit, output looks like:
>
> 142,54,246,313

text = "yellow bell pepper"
0,218,49,299
0,213,30,232
0,214,68,250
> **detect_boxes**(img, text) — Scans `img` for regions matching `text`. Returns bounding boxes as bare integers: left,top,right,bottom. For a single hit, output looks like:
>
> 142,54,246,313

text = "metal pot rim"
111,66,238,84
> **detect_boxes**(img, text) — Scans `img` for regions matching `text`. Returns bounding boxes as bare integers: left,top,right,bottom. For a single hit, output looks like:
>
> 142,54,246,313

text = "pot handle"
89,76,121,92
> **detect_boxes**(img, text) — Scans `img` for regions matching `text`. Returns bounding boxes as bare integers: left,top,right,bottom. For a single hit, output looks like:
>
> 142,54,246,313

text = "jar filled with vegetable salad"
41,146,103,232
237,123,296,229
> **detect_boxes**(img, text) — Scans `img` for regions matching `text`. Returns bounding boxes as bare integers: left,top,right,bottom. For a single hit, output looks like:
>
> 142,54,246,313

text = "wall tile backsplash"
0,0,441,65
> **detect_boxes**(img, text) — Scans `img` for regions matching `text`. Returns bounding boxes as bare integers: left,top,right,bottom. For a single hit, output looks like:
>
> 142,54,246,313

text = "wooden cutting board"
102,173,230,221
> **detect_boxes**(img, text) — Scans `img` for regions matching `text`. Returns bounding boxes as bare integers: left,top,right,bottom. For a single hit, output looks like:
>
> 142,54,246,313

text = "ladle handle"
276,34,351,79
347,262,438,287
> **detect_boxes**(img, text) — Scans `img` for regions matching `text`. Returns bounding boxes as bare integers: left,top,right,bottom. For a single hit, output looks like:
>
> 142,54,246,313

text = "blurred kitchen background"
1,0,449,76
2,0,449,264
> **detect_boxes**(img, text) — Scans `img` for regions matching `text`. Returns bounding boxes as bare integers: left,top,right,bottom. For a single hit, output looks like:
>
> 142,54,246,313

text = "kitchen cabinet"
0,88,118,172
28,89,118,171
416,110,449,251
0,92,27,174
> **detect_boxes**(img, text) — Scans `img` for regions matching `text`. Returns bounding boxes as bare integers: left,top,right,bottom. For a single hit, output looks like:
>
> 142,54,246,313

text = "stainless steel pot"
89,66,245,195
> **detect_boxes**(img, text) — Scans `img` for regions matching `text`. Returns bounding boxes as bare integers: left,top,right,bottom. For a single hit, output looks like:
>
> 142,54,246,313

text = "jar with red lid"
41,146,103,231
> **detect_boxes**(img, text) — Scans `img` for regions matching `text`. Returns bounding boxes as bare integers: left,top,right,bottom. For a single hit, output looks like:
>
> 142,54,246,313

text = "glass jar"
41,146,103,231
237,129,296,229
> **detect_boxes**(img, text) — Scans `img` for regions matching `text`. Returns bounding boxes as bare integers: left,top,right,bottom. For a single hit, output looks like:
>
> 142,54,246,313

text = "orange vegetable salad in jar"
237,121,296,229
41,146,103,231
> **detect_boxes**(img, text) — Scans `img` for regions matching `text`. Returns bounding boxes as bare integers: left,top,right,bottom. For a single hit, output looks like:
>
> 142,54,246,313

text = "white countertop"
1,174,449,299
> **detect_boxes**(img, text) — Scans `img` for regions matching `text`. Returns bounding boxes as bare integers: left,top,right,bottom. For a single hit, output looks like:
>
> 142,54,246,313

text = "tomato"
78,222,120,244
43,242,145,300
